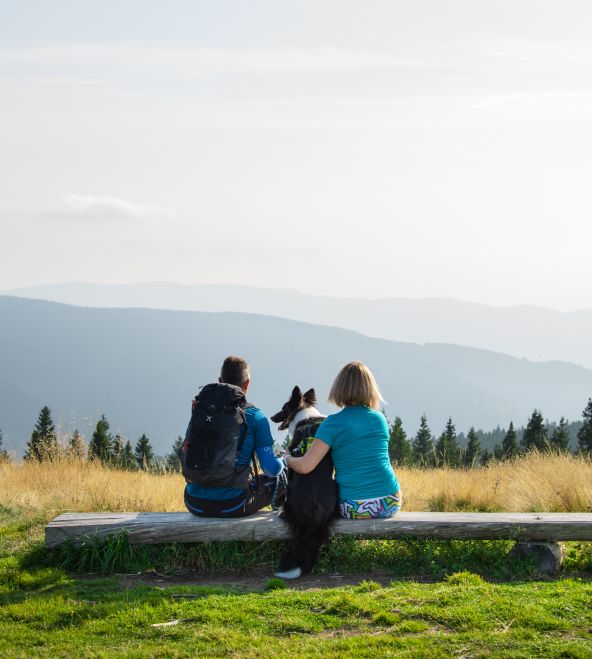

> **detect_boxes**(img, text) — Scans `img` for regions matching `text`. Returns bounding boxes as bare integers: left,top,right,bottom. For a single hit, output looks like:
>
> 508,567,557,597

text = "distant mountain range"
1,296,591,455
5,282,592,369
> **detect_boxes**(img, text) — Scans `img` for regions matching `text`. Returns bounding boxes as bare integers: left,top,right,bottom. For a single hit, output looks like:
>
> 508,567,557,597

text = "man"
183,355,286,517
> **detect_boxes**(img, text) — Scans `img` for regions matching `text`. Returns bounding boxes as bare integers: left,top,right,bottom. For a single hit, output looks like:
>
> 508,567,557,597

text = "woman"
285,361,401,519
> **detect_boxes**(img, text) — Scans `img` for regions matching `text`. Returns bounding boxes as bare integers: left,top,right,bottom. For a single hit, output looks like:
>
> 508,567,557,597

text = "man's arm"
253,410,284,477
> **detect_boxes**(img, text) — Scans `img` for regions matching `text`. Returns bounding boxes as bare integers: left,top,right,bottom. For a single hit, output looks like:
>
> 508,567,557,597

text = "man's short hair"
220,356,250,387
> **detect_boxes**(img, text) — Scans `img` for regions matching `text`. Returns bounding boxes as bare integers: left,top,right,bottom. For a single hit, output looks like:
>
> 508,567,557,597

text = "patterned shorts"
338,491,402,519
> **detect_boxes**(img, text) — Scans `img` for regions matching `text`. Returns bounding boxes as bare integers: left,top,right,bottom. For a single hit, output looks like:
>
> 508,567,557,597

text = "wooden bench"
46,511,592,575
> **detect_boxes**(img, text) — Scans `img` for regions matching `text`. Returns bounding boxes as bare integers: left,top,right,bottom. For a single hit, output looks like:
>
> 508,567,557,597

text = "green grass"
1,506,592,657
2,570,592,656
44,530,592,582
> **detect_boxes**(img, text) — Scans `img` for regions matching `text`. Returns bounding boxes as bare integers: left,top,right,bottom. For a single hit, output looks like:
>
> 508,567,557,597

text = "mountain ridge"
7,280,592,312
5,282,592,368
1,295,591,454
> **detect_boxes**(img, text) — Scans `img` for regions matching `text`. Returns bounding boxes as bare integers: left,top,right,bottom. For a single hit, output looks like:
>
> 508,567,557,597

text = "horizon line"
2,280,592,314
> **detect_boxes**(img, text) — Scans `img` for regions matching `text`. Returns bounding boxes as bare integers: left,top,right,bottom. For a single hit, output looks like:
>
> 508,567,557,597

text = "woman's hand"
285,438,330,475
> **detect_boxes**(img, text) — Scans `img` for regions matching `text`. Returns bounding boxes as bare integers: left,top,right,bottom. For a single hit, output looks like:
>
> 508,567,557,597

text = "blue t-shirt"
315,406,400,501
186,405,282,501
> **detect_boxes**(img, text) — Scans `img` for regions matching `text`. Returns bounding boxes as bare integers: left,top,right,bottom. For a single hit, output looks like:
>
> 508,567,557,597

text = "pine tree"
435,417,461,467
68,429,86,459
501,422,519,460
412,415,434,467
111,434,125,466
88,415,112,462
134,434,154,470
166,436,184,472
464,427,480,468
480,448,492,466
550,416,570,453
521,409,548,452
122,440,136,470
24,406,58,461
493,444,503,461
435,432,446,467
389,417,412,466
577,398,592,454
0,429,8,462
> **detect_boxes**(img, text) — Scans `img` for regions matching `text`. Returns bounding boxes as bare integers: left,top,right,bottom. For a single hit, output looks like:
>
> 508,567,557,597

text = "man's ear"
303,388,317,405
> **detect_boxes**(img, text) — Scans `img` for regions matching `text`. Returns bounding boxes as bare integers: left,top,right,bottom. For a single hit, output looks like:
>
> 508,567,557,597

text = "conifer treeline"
6,397,592,471
388,398,592,468
19,408,183,472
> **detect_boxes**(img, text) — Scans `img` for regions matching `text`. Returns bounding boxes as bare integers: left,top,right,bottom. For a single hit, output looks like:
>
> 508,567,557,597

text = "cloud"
0,196,176,223
0,43,415,85
46,195,176,222
470,91,592,109
2,39,592,85
0,75,111,88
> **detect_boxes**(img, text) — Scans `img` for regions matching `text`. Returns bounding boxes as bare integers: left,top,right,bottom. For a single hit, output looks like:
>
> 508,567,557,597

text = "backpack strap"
230,404,258,489
236,402,256,455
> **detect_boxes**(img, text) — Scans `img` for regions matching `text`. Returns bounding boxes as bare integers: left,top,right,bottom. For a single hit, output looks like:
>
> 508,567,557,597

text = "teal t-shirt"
315,406,400,501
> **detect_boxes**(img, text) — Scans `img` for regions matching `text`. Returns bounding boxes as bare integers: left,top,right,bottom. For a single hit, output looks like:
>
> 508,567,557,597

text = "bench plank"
45,511,592,548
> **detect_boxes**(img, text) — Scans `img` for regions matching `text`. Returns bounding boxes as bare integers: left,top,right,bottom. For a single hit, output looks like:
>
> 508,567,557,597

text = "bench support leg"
510,541,563,576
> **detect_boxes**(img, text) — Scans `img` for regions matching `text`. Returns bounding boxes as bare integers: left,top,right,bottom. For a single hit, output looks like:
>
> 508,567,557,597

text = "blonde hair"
328,361,384,410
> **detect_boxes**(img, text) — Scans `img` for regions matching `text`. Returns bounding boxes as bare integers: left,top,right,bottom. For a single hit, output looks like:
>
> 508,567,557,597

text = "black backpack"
179,383,253,489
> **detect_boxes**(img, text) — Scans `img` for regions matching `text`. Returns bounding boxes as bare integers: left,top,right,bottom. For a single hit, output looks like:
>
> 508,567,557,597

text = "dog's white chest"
288,407,322,438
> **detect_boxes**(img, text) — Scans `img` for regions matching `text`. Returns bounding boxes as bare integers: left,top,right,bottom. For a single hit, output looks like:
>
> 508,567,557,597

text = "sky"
1,0,591,310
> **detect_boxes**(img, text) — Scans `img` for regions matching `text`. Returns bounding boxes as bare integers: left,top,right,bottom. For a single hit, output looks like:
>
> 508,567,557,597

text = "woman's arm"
285,438,330,474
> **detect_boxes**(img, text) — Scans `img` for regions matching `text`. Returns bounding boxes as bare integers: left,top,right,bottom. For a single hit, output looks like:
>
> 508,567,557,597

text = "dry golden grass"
0,459,185,521
1,452,591,522
399,451,592,513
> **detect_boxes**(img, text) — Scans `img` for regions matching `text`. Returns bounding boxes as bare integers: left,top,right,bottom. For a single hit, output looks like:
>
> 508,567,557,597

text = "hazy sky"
1,1,591,309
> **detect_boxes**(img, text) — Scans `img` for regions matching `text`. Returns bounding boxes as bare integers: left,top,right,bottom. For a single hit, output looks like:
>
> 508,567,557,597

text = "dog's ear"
289,386,303,404
270,410,284,423
303,388,317,405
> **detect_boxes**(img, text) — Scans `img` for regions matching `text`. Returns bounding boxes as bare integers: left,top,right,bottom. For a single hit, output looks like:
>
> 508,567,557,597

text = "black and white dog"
271,386,338,579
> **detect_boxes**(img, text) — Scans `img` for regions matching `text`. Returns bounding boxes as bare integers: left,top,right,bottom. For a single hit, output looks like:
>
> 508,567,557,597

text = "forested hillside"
7,282,592,367
1,295,591,453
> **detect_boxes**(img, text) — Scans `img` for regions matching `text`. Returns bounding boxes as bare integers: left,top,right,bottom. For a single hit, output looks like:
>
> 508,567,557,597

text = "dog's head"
270,386,317,431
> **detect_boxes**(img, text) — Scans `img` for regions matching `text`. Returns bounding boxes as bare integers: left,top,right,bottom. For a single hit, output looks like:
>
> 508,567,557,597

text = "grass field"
2,450,592,516
1,455,592,656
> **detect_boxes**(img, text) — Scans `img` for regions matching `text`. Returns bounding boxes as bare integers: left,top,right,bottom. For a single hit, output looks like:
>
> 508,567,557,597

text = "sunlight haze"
1,1,591,309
